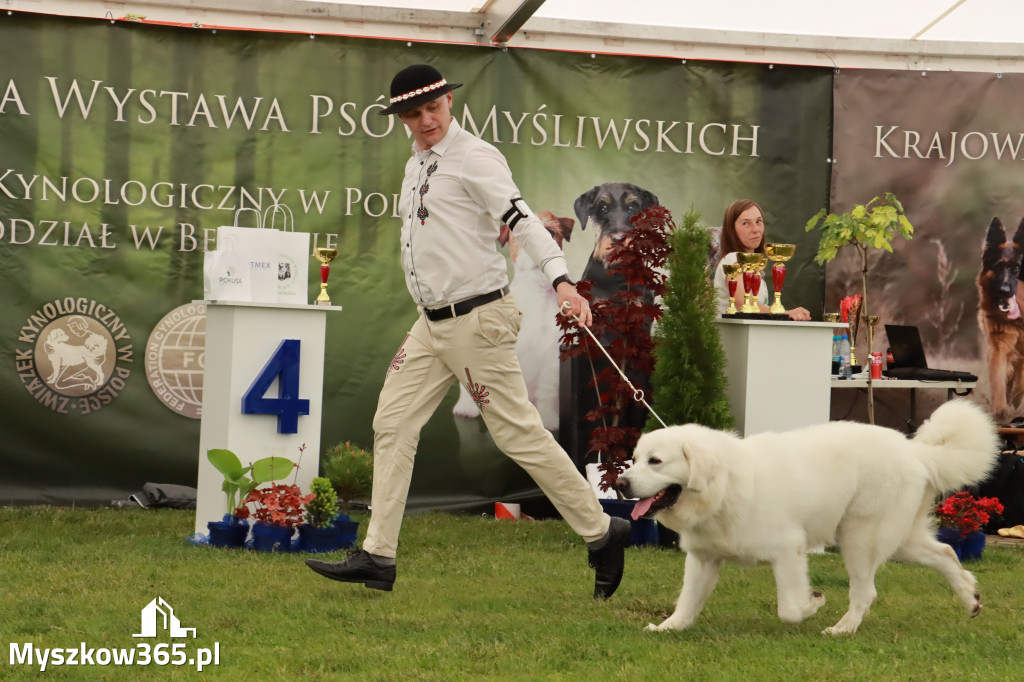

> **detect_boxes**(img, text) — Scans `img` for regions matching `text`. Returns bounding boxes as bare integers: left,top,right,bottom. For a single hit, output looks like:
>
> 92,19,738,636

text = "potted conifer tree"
298,477,345,553
648,206,734,431
321,441,374,548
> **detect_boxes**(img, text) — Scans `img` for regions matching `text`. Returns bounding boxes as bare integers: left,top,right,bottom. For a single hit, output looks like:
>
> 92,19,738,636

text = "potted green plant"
204,448,298,548
322,441,374,547
237,482,313,552
297,477,346,553
805,193,914,423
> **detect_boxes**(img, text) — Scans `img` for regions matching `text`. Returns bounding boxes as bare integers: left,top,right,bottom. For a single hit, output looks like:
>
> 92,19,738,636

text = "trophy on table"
840,295,863,368
313,247,338,306
722,262,742,315
765,243,795,315
735,252,766,314
867,315,880,355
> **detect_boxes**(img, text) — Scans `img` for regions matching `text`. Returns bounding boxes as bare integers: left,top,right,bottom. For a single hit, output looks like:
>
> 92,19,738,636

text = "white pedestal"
717,318,836,437
194,300,341,535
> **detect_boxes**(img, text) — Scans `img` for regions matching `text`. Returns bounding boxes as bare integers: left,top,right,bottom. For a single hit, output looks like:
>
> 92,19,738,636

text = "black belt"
424,286,509,321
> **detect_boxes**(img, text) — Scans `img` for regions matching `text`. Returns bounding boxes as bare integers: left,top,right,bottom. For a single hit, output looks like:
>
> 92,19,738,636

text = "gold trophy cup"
765,243,796,315
722,262,742,315
735,252,767,314
867,315,879,355
313,247,338,305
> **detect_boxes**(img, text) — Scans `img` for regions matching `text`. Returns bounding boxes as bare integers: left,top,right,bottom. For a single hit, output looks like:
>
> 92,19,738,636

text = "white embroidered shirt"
398,119,569,309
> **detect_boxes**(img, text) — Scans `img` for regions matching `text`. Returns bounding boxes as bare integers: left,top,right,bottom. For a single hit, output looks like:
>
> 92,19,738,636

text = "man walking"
306,64,629,598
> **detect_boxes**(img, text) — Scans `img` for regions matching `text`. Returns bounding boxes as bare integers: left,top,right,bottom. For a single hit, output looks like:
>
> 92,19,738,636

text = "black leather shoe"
305,550,396,591
589,517,630,599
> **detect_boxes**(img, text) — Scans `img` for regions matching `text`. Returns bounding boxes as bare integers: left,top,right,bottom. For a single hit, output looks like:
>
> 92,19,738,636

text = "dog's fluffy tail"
912,399,1000,493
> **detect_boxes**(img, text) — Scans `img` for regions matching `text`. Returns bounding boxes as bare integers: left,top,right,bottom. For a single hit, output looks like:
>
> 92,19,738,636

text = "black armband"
501,197,530,230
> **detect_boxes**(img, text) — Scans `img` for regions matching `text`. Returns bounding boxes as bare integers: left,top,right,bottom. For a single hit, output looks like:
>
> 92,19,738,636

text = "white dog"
452,211,573,431
616,400,999,635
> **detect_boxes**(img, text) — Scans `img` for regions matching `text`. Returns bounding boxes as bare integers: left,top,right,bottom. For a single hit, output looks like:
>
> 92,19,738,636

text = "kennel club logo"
15,298,134,414
144,303,205,419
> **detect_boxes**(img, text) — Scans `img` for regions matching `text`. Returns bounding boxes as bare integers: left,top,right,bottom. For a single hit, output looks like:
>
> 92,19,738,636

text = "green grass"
2,507,1023,681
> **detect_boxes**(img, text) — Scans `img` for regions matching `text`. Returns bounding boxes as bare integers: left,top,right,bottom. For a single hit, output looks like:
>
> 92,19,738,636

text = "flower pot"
207,516,249,548
936,526,964,560
961,530,986,561
333,513,360,550
599,498,659,546
298,523,346,553
251,521,295,552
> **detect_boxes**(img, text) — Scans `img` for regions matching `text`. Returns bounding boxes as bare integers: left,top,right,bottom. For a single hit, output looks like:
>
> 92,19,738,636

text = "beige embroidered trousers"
362,294,610,558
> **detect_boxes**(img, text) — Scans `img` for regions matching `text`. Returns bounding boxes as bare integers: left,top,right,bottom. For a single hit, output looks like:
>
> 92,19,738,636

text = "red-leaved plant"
236,483,314,528
558,205,672,491
234,443,313,528
935,491,1003,538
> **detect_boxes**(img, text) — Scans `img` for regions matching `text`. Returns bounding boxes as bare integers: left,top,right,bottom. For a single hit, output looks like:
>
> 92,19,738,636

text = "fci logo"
133,597,196,639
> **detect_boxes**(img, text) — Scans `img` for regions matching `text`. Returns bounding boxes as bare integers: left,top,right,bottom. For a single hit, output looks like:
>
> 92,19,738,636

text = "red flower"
934,491,1003,538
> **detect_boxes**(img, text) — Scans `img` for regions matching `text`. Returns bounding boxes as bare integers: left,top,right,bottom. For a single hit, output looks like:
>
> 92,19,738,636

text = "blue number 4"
242,339,310,434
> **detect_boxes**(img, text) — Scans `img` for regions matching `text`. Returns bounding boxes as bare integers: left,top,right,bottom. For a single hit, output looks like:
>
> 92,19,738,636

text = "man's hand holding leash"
556,282,592,327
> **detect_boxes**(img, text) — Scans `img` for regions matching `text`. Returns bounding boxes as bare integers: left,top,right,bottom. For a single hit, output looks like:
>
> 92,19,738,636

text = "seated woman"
712,199,811,321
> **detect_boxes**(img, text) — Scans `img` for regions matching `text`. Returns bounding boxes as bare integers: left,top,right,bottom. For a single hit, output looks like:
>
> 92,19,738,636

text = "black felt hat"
379,64,462,115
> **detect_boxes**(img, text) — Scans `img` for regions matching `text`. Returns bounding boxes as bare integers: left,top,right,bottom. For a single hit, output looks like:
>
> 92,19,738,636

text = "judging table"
718,318,837,436
831,374,977,424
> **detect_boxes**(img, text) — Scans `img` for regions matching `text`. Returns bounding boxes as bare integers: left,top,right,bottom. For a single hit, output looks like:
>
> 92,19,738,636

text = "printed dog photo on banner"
828,69,1024,427
561,182,662,468
977,217,1024,419
451,181,664,472
452,210,574,432
574,182,660,301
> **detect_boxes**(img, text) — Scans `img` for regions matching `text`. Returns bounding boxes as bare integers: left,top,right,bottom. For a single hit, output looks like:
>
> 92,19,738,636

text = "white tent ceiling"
333,0,1015,43
17,0,1024,71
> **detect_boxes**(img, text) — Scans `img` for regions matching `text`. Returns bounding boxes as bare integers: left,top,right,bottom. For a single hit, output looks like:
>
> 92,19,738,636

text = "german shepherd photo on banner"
977,216,1024,418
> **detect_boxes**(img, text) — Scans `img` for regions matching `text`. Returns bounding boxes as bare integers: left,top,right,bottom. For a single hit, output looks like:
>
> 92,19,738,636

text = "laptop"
883,324,977,381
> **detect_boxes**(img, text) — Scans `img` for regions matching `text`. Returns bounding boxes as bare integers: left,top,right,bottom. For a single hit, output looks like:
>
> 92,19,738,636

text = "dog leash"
560,302,668,429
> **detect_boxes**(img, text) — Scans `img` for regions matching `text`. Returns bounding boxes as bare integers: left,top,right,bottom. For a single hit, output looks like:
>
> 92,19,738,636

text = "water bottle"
831,335,842,376
839,334,852,379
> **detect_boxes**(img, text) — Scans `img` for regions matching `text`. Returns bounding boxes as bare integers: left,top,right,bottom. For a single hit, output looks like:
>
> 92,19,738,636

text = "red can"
870,352,883,380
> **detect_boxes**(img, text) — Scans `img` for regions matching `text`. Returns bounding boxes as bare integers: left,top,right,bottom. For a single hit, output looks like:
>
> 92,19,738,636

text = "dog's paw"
823,611,862,635
822,625,856,636
970,592,982,618
646,616,690,632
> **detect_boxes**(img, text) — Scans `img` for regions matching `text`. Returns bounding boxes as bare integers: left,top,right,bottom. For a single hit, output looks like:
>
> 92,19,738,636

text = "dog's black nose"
613,477,631,496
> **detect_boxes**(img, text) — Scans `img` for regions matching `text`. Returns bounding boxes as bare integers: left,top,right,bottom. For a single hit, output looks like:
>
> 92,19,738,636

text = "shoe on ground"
305,550,396,591
589,516,630,599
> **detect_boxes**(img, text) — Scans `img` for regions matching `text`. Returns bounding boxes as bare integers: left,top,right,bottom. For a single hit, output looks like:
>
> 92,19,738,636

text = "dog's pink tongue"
631,496,656,521
1010,296,1021,321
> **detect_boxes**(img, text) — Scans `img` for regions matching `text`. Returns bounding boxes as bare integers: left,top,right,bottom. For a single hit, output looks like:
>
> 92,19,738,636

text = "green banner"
0,12,832,505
